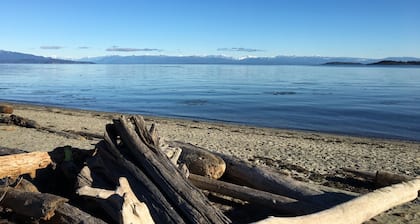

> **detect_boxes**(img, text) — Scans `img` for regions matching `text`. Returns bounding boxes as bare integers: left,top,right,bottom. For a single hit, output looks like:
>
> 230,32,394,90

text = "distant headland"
323,60,420,66
0,50,92,64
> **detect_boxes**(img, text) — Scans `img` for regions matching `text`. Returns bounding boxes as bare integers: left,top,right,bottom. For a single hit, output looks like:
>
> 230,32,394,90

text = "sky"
1,0,419,59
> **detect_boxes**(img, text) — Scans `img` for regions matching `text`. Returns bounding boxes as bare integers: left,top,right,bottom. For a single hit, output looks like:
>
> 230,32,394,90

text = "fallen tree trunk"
255,178,420,224
342,168,414,187
168,141,358,210
189,174,320,215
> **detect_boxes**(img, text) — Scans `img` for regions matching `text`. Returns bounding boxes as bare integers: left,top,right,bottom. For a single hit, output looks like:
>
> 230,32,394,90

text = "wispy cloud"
106,46,162,52
40,46,63,50
78,46,89,49
217,47,264,52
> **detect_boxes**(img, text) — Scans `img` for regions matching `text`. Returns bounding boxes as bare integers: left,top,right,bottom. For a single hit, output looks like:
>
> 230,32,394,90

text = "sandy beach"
1,102,419,223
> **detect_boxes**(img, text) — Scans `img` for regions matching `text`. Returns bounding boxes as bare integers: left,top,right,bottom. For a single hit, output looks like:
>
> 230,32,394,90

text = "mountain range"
0,50,92,64
1,49,419,65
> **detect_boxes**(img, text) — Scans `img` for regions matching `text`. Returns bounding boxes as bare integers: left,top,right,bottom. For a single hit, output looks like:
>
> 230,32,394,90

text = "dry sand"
1,102,419,223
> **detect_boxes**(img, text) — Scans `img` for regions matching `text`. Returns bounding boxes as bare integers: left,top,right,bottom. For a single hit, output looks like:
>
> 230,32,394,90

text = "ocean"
1,64,419,141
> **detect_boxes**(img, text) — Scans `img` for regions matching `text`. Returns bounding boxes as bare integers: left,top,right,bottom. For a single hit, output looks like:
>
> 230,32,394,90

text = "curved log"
255,178,420,224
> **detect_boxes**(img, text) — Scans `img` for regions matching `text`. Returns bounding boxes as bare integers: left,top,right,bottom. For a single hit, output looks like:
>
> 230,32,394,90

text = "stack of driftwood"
0,114,419,224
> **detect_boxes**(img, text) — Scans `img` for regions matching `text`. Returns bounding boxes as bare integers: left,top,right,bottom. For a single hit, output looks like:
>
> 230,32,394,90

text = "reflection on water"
1,64,420,141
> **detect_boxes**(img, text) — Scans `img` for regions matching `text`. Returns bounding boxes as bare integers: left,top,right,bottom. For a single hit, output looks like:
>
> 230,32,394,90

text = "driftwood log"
189,174,320,215
342,168,414,187
0,151,53,179
77,177,154,224
167,141,358,210
0,114,39,128
255,178,420,224
173,141,226,179
0,104,13,114
0,187,67,220
110,115,230,224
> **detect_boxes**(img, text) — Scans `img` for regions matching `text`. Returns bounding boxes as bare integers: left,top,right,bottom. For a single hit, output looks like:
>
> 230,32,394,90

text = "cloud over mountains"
217,47,264,52
106,46,162,52
40,46,63,50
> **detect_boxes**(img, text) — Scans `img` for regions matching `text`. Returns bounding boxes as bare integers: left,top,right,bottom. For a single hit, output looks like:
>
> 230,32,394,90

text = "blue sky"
1,0,419,59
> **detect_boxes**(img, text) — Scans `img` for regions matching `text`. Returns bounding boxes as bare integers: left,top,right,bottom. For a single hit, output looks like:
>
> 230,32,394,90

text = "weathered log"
177,141,226,179
189,174,320,215
167,141,358,209
0,187,68,220
113,116,230,224
2,178,106,224
77,177,154,224
0,152,53,179
102,126,186,224
342,168,413,187
0,105,13,114
255,178,420,224
48,202,108,224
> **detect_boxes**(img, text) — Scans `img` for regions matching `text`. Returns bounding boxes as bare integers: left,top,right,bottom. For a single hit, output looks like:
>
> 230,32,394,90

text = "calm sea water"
1,64,420,141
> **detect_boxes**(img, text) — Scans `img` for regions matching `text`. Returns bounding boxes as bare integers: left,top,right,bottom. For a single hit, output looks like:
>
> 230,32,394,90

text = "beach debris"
254,178,420,224
342,167,414,187
0,114,40,128
0,105,13,114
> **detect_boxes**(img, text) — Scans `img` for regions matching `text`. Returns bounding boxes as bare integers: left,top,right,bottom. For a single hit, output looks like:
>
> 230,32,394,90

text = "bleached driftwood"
0,151,53,178
77,177,154,224
255,178,420,224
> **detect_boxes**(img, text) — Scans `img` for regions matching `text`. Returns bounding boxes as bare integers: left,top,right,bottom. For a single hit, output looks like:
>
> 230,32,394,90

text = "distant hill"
368,60,420,66
0,50,92,64
80,55,378,65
